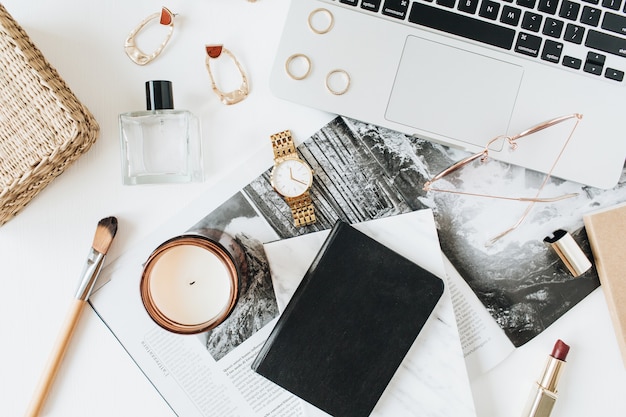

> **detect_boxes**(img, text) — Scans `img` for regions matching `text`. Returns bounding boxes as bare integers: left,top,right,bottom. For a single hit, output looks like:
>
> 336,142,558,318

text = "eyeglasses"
423,113,583,246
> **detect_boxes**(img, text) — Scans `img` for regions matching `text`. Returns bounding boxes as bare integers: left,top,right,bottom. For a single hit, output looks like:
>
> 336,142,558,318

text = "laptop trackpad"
386,36,523,146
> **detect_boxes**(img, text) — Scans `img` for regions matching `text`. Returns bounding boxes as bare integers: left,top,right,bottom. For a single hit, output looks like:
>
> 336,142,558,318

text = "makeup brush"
25,217,118,417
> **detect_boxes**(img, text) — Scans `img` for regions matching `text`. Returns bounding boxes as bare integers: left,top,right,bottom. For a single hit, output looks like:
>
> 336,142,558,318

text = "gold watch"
269,130,316,227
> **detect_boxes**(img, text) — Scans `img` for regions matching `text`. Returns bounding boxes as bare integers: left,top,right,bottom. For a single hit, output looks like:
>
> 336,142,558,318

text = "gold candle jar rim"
140,233,243,334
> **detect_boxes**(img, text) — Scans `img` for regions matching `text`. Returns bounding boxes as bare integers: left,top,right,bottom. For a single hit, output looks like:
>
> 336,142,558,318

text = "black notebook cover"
252,220,445,417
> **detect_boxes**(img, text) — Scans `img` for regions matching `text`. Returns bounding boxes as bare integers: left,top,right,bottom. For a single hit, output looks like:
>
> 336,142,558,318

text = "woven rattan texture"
0,4,99,226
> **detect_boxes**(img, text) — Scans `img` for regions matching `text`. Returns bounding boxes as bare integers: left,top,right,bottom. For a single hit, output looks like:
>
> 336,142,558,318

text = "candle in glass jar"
141,234,242,334
148,244,232,325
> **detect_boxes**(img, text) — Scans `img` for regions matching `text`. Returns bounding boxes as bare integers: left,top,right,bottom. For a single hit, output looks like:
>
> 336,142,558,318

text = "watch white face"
271,158,313,198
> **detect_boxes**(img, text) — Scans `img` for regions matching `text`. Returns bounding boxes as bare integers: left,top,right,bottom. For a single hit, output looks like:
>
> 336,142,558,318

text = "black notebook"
252,220,445,417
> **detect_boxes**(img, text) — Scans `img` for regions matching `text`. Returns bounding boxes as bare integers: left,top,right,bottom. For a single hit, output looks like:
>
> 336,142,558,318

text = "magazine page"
442,256,516,376
263,210,476,416
93,175,306,416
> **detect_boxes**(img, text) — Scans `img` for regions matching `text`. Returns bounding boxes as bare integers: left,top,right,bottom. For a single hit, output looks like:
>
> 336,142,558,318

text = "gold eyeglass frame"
423,113,583,245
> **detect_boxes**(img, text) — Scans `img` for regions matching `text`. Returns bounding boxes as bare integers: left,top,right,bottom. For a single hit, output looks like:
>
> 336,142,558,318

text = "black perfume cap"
145,80,174,110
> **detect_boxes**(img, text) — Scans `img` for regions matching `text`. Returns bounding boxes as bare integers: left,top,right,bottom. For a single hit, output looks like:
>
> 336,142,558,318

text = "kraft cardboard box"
584,202,626,368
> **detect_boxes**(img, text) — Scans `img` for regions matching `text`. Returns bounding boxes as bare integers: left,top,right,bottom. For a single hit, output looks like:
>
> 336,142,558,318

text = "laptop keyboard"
323,0,626,82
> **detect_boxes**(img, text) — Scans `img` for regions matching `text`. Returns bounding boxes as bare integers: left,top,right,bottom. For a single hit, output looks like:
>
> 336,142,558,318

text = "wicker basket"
0,4,99,226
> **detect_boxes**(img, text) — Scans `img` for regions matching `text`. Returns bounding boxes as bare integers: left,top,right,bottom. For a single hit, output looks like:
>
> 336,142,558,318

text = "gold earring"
125,7,176,66
205,45,250,105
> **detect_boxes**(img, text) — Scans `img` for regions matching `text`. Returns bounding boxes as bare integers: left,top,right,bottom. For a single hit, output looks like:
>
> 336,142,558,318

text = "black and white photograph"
244,116,626,347
189,192,281,361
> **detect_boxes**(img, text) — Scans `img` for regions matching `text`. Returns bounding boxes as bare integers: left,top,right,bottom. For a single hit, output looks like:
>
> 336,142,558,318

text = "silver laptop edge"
270,0,626,189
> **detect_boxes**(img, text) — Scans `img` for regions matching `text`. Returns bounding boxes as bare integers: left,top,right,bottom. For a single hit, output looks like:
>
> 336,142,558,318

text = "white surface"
1,1,625,417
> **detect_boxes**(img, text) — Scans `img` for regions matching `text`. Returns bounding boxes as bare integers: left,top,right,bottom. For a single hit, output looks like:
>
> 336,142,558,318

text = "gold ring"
285,53,312,80
325,69,350,95
308,8,334,34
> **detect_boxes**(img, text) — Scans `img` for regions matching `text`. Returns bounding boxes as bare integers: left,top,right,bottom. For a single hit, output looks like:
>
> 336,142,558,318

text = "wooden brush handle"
25,299,86,417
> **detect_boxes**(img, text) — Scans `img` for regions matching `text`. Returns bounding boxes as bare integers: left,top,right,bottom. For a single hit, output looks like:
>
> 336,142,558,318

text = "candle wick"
189,281,196,286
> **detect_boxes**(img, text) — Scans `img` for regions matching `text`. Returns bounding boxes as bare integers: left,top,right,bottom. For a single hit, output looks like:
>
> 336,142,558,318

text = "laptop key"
559,0,580,20
586,29,626,57
522,11,543,32
584,51,605,75
383,0,411,19
564,23,585,43
538,0,559,14
563,55,583,68
584,61,603,74
479,0,501,19
602,12,626,36
601,0,622,10
437,0,457,8
541,39,564,62
408,2,516,49
605,67,624,81
361,0,382,12
339,0,359,5
587,51,606,65
543,17,565,37
580,6,601,26
516,0,537,8
501,5,522,25
458,0,480,14
514,32,542,56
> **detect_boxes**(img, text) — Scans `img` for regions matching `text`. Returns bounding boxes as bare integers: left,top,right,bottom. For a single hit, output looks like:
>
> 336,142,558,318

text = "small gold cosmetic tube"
544,229,592,277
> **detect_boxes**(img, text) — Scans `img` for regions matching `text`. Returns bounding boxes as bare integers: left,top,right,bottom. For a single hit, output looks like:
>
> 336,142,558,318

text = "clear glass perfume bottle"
119,80,203,185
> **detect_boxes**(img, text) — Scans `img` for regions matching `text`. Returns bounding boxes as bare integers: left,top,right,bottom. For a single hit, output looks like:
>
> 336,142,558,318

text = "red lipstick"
551,339,570,361
521,339,570,417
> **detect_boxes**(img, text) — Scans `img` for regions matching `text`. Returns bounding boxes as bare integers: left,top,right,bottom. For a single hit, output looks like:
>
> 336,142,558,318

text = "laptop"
270,0,626,189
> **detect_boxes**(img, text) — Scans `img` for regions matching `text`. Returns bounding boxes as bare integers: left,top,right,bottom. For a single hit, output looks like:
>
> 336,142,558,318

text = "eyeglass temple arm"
423,151,487,190
424,113,583,191
486,113,583,245
510,113,583,141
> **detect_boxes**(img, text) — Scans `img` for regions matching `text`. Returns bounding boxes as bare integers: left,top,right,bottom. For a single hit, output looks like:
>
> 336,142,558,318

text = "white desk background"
1,1,624,416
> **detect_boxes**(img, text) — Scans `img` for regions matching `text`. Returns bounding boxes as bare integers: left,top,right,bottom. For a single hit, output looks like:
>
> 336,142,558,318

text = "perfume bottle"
119,80,203,185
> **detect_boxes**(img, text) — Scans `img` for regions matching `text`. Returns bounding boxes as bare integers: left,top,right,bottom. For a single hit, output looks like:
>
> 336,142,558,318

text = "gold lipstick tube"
521,339,569,417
